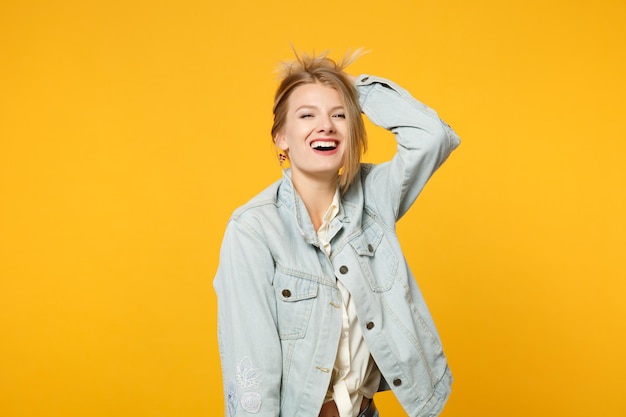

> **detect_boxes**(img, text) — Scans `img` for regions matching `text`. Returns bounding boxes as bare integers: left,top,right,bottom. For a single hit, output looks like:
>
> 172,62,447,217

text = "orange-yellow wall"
1,1,625,416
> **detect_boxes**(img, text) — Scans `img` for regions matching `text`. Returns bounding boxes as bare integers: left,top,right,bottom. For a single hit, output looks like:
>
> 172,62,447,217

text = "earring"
278,153,287,166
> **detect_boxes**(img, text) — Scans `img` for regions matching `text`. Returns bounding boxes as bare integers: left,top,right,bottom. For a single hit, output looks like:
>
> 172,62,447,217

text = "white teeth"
311,141,337,149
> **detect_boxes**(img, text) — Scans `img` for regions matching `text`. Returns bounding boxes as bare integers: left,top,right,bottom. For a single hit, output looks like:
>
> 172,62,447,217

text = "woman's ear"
274,133,288,151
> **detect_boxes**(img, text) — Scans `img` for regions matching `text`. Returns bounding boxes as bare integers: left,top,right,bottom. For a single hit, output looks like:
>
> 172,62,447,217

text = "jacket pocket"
273,270,318,340
349,222,399,292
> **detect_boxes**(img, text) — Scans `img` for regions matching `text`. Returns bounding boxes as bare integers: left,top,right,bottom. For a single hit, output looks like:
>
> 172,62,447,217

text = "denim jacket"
214,75,460,417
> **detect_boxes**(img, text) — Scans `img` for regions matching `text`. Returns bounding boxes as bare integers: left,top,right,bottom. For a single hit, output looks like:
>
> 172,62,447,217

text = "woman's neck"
291,174,338,231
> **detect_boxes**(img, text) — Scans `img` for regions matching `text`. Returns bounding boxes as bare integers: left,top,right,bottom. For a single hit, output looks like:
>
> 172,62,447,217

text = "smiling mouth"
311,140,338,151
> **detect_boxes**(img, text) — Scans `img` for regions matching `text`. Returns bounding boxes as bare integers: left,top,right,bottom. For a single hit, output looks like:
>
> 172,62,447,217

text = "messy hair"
271,50,367,194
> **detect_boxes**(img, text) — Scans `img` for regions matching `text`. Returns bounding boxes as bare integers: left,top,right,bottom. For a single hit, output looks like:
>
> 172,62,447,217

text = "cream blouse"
317,189,381,417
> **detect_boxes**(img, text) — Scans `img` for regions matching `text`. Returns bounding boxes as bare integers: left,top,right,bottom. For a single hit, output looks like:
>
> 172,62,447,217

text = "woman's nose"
316,116,335,133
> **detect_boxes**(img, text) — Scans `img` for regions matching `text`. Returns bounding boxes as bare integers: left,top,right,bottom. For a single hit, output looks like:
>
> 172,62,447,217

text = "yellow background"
1,0,625,416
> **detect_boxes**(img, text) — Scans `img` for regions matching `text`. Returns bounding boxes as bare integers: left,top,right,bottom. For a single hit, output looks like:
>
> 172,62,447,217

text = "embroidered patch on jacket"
236,356,262,389
232,357,263,414
240,391,262,414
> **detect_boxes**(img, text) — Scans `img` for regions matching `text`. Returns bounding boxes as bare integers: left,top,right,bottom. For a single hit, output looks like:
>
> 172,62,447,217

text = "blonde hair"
271,50,367,194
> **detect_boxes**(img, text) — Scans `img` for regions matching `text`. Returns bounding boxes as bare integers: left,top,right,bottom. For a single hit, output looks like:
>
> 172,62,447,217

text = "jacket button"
367,244,374,253
339,265,348,274
393,378,402,387
366,321,374,330
282,289,291,298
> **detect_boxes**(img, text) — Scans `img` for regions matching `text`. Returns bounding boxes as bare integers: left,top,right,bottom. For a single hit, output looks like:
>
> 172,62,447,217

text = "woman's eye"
333,113,346,119
299,113,313,119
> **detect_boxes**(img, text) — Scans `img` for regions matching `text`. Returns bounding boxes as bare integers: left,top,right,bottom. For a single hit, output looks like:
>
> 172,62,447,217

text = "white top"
317,189,381,417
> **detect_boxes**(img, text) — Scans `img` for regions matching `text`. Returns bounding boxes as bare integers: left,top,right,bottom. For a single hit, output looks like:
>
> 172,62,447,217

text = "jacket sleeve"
213,216,282,417
356,75,460,223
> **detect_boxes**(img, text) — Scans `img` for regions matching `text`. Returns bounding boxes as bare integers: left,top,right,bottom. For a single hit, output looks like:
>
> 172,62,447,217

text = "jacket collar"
278,168,364,246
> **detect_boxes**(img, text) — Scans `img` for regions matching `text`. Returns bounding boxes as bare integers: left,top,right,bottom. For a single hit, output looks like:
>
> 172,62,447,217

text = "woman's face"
274,82,348,186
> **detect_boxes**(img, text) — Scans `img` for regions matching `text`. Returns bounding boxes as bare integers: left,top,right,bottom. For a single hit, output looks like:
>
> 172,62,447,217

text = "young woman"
214,51,460,417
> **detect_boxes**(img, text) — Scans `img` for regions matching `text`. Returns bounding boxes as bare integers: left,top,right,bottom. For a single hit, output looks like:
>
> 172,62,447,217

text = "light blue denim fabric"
214,75,460,417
